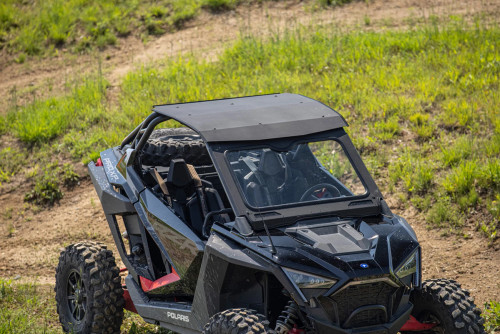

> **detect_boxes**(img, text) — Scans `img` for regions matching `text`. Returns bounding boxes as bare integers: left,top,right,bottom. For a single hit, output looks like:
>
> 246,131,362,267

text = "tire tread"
55,241,124,334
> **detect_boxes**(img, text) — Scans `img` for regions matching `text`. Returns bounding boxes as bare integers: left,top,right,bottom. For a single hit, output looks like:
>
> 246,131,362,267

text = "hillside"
0,0,499,332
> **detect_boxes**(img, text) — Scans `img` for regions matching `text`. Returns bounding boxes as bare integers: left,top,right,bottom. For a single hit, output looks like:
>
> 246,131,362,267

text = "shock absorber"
275,300,301,334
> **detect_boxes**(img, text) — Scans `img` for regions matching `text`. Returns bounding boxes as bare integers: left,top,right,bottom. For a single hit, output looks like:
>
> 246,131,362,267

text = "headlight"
396,250,418,279
283,268,337,290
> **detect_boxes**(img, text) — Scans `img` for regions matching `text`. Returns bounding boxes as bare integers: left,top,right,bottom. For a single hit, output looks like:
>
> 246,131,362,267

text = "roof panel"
152,93,347,142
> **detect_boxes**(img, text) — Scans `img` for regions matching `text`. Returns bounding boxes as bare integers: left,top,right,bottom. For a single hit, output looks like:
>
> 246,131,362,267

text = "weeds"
0,147,26,184
427,196,462,228
203,0,238,11
389,151,433,194
442,160,478,195
483,301,500,333
440,136,474,167
24,163,79,205
0,279,60,333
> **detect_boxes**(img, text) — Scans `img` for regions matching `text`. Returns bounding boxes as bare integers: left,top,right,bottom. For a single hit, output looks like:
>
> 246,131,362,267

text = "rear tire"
403,279,485,334
55,241,124,334
203,308,275,334
140,127,211,166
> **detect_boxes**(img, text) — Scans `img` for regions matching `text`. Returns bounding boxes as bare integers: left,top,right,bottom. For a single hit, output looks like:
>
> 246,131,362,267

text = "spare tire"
148,127,198,140
140,127,211,167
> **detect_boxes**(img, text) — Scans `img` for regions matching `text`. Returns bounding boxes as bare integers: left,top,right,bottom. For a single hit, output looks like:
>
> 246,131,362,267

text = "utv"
55,94,485,334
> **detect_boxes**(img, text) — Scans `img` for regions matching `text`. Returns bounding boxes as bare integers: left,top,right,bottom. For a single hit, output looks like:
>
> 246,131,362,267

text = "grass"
0,0,353,59
24,163,80,206
0,278,60,333
0,278,168,334
483,301,500,333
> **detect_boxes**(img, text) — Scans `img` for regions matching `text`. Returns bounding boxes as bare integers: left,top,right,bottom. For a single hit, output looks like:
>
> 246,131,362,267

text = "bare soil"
0,0,499,310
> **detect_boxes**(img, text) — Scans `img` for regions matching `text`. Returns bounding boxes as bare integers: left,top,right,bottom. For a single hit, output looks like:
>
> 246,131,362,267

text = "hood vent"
285,221,378,254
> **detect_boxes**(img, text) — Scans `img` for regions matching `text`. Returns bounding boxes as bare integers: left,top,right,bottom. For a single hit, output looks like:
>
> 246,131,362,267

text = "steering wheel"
299,183,341,202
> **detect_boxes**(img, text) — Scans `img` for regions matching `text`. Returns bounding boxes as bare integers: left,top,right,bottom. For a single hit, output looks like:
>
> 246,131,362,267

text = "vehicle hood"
253,216,419,283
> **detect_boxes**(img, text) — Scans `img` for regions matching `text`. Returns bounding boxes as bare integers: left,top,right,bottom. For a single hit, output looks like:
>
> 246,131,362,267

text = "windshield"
226,139,366,208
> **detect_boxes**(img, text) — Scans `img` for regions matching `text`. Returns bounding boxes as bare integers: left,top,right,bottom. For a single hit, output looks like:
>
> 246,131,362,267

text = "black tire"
403,279,485,334
203,308,275,334
148,127,198,140
140,127,211,166
55,241,124,334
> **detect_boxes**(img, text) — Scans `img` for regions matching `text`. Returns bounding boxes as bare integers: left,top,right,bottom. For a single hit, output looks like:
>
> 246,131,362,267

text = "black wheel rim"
67,270,87,323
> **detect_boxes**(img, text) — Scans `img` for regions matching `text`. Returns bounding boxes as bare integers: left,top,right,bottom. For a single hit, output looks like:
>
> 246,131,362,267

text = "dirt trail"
0,0,499,308
1,0,498,111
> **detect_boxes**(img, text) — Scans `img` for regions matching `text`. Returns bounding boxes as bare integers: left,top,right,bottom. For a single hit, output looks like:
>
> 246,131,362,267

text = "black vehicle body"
89,94,422,334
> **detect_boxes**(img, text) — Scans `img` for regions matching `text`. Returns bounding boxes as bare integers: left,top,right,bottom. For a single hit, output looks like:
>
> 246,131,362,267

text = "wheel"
203,308,275,334
299,183,341,202
403,279,485,334
140,127,211,166
55,241,124,334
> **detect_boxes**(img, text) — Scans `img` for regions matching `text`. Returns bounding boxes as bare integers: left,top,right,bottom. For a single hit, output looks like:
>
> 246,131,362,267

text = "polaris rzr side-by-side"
55,94,486,334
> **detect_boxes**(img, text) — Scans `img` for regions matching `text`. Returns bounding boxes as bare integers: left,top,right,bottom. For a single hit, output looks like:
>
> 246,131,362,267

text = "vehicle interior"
135,130,232,240
133,125,366,241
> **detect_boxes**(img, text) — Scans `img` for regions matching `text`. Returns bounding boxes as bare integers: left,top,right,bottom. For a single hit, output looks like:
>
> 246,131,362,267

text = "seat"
166,159,196,221
244,150,286,207
166,159,228,238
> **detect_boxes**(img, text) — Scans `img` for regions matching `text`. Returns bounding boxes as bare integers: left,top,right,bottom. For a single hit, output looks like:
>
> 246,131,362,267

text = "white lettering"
167,311,190,322
103,158,119,181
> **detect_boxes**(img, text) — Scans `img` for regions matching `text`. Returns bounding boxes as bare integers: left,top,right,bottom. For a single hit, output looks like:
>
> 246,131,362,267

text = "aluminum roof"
152,93,347,142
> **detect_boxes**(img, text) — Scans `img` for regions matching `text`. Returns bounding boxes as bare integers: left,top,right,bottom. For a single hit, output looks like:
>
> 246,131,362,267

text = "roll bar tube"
135,115,170,152
119,112,158,150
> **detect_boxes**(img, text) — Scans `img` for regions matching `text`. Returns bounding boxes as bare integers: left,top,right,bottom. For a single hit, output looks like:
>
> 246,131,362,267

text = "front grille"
327,280,399,328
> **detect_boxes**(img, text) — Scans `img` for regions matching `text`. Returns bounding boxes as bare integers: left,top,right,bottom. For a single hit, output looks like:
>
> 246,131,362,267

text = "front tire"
203,308,275,334
405,279,485,333
55,241,124,334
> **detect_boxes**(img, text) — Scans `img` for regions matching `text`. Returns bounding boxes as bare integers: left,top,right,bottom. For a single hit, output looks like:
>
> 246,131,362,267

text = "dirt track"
0,0,499,307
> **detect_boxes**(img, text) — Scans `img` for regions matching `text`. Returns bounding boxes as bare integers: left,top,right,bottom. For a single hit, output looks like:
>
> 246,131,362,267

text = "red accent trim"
289,326,305,334
122,288,137,313
139,269,180,292
96,158,103,166
400,315,438,331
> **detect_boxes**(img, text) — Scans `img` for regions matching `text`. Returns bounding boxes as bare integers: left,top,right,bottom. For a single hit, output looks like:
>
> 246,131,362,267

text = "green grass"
0,0,199,57
24,163,80,206
0,0,352,59
0,279,60,333
0,278,169,333
1,18,499,232
483,301,500,333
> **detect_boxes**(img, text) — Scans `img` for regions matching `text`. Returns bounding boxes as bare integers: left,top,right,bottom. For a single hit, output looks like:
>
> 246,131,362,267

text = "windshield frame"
206,128,384,230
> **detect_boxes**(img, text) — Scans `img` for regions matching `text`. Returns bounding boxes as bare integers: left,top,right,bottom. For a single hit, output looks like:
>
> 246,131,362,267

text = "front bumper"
309,303,412,334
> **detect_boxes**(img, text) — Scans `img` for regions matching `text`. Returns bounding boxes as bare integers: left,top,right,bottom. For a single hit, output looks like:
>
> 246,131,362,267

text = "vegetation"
0,278,59,334
24,163,80,206
0,0,352,59
0,278,169,334
483,301,500,333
